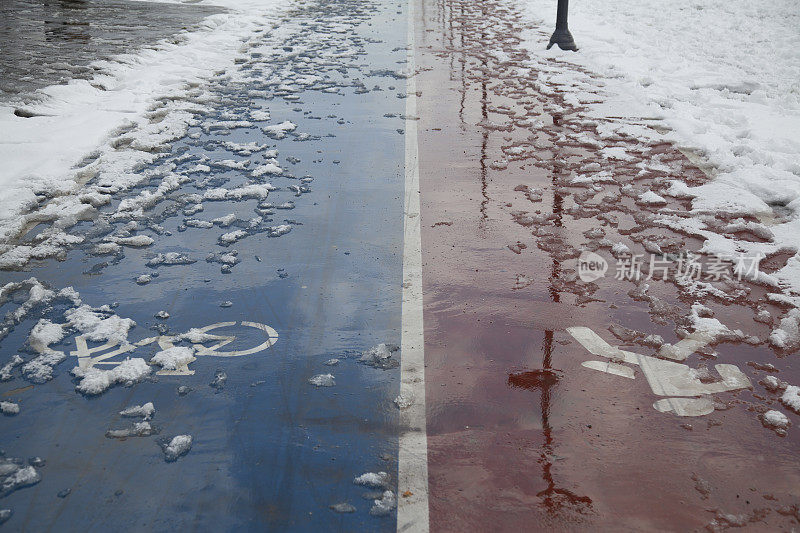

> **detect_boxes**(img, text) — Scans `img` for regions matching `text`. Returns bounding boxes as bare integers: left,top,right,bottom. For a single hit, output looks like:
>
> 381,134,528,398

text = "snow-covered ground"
0,0,292,253
517,0,800,345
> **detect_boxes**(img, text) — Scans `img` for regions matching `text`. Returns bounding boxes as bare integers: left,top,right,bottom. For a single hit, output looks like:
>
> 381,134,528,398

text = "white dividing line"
397,0,430,529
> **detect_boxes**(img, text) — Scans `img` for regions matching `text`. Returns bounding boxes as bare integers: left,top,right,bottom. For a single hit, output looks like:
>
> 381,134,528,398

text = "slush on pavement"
1,0,799,530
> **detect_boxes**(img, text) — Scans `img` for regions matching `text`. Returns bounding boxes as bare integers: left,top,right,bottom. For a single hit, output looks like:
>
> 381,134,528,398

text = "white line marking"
397,0,429,529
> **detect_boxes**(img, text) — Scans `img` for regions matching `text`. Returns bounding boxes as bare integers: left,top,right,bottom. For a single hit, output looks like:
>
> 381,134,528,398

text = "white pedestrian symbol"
568,326,751,417
71,321,278,376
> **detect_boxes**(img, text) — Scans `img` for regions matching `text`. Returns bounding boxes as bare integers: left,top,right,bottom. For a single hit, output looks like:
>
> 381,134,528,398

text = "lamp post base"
546,28,578,51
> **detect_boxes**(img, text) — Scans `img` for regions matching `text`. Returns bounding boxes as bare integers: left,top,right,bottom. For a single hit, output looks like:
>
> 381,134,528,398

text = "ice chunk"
210,369,227,391
0,464,40,497
162,435,192,462
106,421,155,439
119,402,155,420
360,344,400,369
309,374,335,387
154,310,170,319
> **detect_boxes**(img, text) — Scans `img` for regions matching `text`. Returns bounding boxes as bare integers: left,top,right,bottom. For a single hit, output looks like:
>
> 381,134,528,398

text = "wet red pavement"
414,0,800,530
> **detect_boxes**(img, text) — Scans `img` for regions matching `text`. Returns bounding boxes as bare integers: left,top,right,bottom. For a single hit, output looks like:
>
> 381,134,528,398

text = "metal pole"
546,0,578,51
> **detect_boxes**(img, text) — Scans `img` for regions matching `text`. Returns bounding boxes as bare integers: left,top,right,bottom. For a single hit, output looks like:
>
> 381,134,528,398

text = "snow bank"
0,0,293,265
517,0,800,342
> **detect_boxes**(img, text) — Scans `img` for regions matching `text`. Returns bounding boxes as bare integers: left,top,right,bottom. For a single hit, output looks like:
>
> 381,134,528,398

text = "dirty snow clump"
71,358,151,395
309,374,335,387
761,410,790,436
162,435,192,462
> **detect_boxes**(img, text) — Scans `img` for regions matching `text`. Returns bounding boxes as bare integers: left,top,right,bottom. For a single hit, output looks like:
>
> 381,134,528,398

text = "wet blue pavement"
0,0,409,529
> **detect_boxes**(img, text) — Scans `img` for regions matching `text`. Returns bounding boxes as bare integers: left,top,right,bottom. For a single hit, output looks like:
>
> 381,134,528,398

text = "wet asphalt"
0,0,410,529
0,0,222,104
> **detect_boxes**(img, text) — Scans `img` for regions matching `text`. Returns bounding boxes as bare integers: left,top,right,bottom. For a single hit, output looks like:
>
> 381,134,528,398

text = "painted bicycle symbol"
568,326,751,417
71,321,278,376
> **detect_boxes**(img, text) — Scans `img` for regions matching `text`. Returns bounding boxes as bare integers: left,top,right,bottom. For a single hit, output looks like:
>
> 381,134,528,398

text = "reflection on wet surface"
0,0,411,528
417,0,800,528
0,0,221,103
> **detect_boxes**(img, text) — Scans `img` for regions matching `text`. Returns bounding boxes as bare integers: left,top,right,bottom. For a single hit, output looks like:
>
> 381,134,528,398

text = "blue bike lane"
0,0,409,530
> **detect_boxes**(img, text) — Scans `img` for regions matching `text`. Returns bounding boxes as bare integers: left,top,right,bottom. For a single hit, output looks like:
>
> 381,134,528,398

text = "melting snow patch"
0,460,40,498
72,358,151,396
761,410,790,436
21,351,66,384
360,344,400,370
219,230,248,245
106,421,155,439
638,191,667,206
781,386,800,414
0,355,23,381
262,121,297,139
252,163,283,177
0,401,19,416
770,309,800,353
370,491,396,517
151,347,195,371
65,305,135,344
354,471,389,488
330,503,356,513
394,394,412,409
268,225,292,238
120,402,155,420
162,435,192,462
309,374,335,387
146,252,196,267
